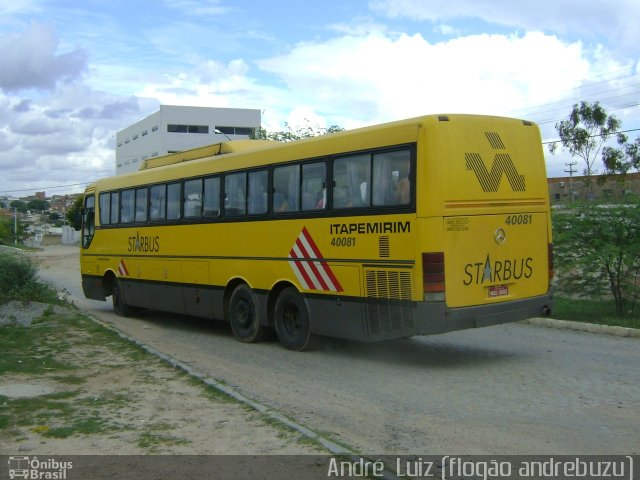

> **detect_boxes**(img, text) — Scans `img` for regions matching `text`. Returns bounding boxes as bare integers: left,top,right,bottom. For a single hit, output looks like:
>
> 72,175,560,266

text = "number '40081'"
505,214,532,225
331,237,356,247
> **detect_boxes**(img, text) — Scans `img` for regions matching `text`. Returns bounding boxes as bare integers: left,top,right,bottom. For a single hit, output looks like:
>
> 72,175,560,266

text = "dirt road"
34,244,640,455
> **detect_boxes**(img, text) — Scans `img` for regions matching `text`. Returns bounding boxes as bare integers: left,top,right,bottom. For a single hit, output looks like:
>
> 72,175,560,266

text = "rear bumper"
414,291,554,335
307,290,553,342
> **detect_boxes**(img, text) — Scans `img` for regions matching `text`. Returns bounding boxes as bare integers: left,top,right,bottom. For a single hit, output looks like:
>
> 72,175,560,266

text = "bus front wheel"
112,278,131,317
274,288,315,351
228,284,265,343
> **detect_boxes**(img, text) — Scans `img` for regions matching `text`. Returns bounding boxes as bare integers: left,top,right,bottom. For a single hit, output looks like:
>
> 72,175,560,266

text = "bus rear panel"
413,115,552,336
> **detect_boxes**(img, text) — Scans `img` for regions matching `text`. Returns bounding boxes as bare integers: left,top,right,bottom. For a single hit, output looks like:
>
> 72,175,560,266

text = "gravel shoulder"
0,298,329,455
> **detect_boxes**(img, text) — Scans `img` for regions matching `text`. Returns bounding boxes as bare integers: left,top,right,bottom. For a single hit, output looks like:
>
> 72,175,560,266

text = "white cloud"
258,30,597,123
370,0,640,54
0,82,145,195
0,22,87,92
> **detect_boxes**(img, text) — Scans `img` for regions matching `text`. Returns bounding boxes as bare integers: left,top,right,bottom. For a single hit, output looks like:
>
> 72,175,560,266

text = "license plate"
488,285,509,297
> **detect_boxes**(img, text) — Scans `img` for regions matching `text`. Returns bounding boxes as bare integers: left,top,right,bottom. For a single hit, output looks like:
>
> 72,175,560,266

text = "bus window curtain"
373,155,393,206
225,174,246,214
287,167,300,211
248,171,267,214
347,162,360,203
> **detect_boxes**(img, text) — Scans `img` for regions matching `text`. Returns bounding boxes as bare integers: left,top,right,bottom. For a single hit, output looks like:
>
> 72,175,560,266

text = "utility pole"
13,207,17,245
565,161,577,214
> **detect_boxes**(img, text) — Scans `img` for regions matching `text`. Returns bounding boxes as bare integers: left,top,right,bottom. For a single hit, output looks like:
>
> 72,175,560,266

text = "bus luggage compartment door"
444,213,549,308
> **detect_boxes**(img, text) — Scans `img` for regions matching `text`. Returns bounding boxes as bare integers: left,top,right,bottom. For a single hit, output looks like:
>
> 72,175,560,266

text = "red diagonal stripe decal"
288,227,343,292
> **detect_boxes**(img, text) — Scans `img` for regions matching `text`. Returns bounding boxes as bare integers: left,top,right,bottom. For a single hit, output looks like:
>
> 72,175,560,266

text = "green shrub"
0,252,58,304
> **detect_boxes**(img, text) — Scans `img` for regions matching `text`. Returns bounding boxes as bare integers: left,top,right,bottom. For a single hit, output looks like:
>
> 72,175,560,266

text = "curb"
523,317,640,338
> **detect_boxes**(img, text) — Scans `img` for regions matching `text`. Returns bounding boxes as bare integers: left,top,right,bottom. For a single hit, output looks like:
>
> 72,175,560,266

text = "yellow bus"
80,114,553,350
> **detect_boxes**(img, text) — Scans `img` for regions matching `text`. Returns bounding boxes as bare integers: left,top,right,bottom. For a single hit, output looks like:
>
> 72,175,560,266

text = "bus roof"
89,114,536,192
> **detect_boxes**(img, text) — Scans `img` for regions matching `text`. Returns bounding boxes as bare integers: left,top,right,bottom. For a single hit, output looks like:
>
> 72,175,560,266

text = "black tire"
112,278,132,317
274,287,315,351
228,284,265,343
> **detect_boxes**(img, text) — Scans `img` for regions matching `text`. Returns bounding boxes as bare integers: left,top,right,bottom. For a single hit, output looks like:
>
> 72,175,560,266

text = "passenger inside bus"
274,191,290,212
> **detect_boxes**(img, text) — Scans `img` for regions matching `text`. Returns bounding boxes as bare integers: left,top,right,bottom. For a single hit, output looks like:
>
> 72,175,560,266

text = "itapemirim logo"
465,132,526,192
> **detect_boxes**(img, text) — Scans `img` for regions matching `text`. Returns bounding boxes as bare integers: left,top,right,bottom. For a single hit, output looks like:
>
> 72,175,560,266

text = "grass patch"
53,375,86,385
43,416,111,438
137,432,190,451
0,415,10,429
553,296,640,329
0,323,78,376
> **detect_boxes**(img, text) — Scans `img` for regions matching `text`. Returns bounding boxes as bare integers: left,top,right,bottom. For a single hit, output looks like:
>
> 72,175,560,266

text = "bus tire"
228,284,265,343
112,278,131,317
274,288,315,351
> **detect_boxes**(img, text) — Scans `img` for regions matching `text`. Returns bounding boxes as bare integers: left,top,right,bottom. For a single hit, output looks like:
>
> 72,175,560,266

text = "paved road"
35,245,640,455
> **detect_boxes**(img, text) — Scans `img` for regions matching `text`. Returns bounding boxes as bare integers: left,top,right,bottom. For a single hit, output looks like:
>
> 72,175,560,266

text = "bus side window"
302,162,326,210
248,170,268,215
82,194,95,249
225,172,247,216
120,189,135,223
149,184,166,221
110,191,120,223
333,154,370,208
184,178,203,218
99,192,111,225
167,182,181,220
135,187,148,222
373,149,411,206
273,165,300,213
203,177,220,217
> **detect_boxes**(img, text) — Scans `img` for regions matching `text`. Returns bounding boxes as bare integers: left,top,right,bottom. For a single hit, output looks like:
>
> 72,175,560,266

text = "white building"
116,105,261,174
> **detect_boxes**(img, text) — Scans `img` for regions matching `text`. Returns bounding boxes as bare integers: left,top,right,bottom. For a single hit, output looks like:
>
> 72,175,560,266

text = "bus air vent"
379,236,390,258
365,269,415,338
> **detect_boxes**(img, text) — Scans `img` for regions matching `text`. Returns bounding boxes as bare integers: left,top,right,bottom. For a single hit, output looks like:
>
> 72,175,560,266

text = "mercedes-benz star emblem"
494,228,506,245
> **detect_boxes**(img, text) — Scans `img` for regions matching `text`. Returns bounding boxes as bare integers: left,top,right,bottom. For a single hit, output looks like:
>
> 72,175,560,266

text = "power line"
537,101,640,126
2,182,91,195
542,128,640,145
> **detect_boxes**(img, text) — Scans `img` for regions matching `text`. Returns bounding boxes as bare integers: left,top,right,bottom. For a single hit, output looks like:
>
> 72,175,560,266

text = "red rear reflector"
423,252,445,293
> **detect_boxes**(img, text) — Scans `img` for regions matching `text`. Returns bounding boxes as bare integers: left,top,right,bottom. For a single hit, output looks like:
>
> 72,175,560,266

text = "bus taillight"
423,252,445,301
548,243,554,281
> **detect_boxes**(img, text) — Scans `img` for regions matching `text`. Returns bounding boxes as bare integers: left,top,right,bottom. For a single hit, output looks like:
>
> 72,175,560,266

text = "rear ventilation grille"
365,269,415,338
379,236,390,258
366,270,412,300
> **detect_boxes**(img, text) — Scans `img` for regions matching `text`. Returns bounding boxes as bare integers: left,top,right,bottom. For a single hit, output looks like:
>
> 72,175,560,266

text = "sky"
0,0,639,197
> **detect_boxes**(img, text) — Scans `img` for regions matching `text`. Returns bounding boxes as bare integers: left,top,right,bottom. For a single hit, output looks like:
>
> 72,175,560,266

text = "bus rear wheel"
228,284,265,343
274,288,315,351
112,278,131,317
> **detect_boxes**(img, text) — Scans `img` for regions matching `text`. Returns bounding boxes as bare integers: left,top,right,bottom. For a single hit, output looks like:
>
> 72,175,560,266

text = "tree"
66,196,84,230
0,218,12,244
549,101,621,179
553,203,640,316
27,199,49,213
10,200,27,214
254,120,344,142
0,217,26,245
603,135,640,175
